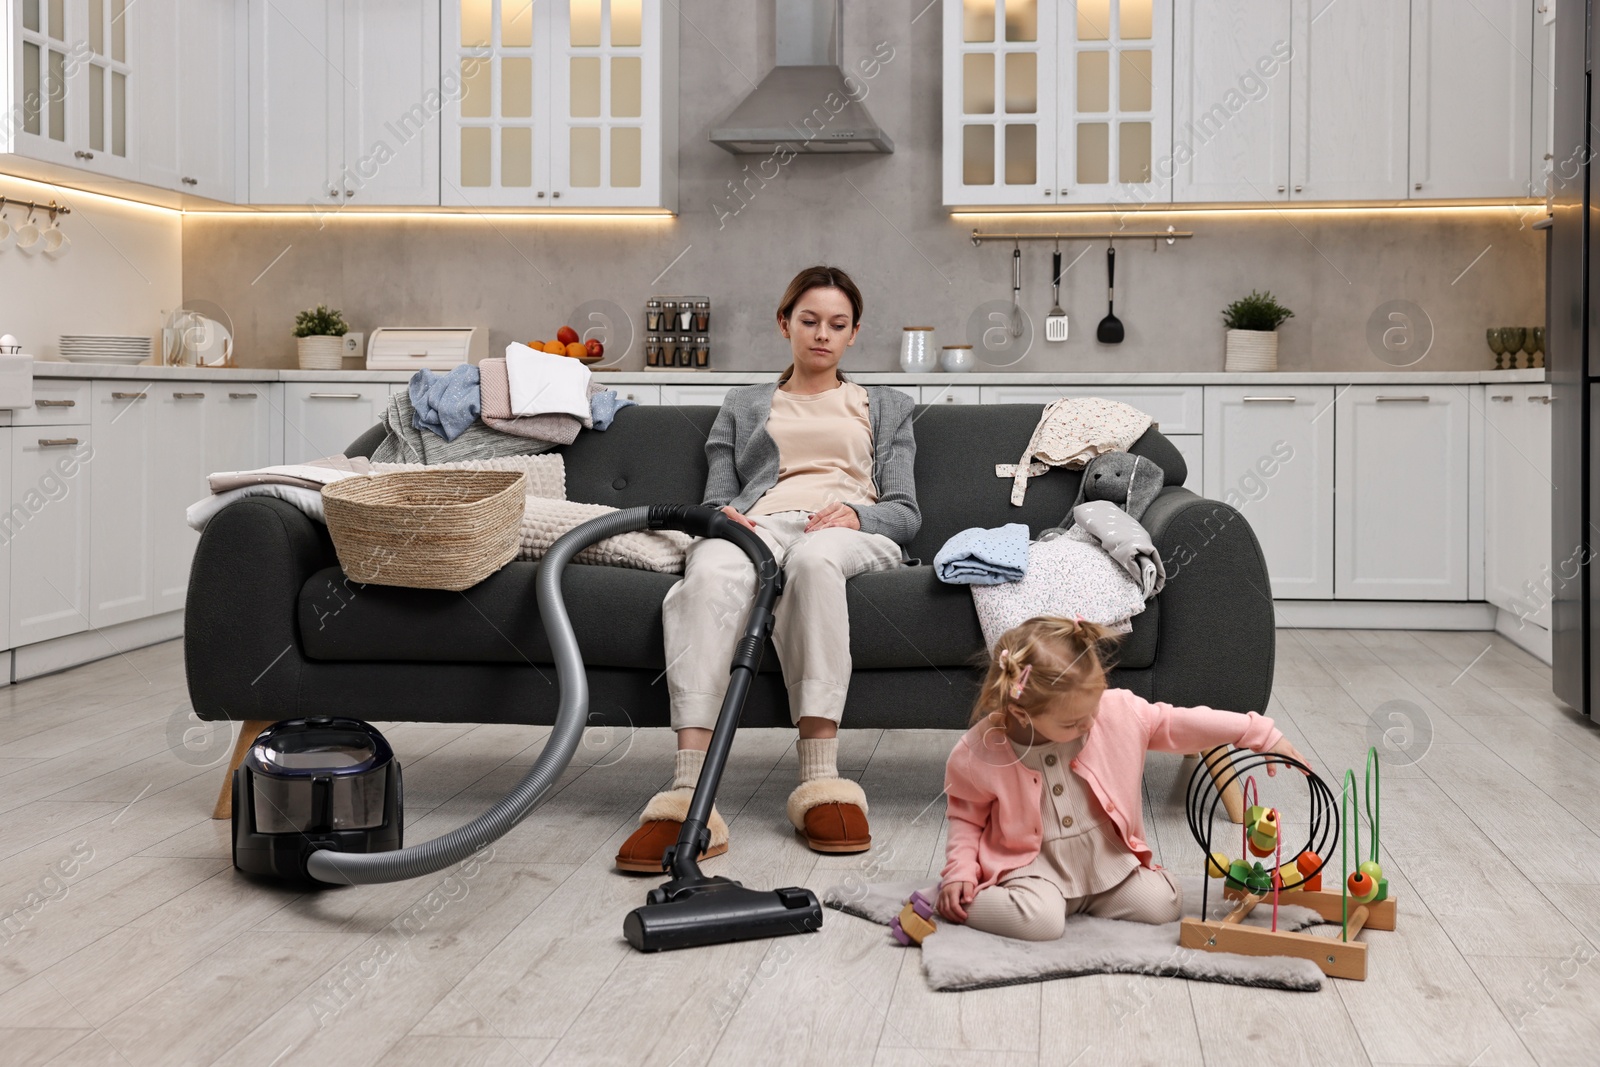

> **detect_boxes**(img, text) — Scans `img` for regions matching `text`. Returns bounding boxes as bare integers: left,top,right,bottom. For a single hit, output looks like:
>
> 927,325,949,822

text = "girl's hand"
937,881,976,922
720,506,758,530
805,502,860,533
1265,736,1312,776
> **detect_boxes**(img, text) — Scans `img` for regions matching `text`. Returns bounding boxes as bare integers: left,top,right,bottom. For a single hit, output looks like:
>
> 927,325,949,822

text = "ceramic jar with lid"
900,327,937,373
940,344,975,373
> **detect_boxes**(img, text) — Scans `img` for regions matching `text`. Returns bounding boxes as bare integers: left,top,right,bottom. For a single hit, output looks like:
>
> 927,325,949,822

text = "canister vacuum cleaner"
231,504,824,952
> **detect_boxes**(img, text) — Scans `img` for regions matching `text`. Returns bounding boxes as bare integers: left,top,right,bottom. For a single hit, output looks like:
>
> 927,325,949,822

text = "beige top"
1003,736,1141,898
749,380,878,517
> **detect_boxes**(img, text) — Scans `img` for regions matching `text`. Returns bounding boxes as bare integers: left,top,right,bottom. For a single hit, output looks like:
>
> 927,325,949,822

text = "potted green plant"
294,304,349,370
1221,290,1294,372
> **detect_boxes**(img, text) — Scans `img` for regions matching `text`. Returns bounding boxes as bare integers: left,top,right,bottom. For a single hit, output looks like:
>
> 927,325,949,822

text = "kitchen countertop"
27,363,1549,385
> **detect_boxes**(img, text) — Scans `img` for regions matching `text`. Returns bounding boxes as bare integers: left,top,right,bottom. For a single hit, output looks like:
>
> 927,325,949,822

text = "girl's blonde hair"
971,616,1117,725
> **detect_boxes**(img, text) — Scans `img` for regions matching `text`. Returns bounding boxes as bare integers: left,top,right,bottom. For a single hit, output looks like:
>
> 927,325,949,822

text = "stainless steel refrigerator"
1551,0,1596,716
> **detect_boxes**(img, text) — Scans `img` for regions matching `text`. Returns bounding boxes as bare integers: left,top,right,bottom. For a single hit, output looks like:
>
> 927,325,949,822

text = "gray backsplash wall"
182,2,1544,375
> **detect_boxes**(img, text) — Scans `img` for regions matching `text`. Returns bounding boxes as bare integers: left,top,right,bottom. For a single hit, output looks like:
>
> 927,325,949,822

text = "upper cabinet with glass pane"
2,0,138,178
442,0,678,209
944,0,1171,207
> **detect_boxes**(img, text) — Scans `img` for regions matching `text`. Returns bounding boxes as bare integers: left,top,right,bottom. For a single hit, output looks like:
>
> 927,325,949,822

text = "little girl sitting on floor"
938,616,1308,941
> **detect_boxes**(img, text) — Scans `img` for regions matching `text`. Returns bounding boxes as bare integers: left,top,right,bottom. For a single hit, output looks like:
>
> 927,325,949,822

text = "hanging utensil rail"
971,226,1191,248
0,197,73,219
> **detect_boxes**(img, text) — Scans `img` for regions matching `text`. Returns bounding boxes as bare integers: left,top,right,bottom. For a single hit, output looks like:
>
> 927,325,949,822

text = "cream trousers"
661,511,904,731
962,866,1183,942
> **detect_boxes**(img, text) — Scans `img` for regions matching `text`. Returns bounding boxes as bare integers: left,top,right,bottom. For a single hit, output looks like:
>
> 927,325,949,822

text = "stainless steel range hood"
710,0,894,155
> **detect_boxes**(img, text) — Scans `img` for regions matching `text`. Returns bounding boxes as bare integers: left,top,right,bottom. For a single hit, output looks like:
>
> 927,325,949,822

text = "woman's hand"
937,881,976,923
805,502,860,533
720,506,758,530
1265,736,1312,777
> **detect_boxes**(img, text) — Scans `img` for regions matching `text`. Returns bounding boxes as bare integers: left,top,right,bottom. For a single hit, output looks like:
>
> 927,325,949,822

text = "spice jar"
693,335,710,368
693,300,710,332
676,302,695,332
677,336,694,367
645,335,663,367
645,299,663,332
661,301,678,336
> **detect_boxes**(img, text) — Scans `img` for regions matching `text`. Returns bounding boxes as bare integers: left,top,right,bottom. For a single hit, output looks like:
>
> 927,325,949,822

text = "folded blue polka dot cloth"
933,522,1031,585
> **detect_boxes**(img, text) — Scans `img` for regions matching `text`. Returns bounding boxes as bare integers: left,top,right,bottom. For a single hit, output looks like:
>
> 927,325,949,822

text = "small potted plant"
294,304,349,370
1221,290,1294,372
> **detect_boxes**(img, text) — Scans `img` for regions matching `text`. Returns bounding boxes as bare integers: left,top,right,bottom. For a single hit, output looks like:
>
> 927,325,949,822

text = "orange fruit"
565,342,587,359
542,340,566,355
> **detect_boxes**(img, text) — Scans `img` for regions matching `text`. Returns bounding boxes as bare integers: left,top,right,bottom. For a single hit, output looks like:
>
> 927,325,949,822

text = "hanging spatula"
1009,242,1024,337
1096,244,1124,345
1045,245,1068,342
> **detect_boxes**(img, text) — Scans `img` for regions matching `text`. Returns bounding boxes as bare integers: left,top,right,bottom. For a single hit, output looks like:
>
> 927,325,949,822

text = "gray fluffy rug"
823,875,1326,992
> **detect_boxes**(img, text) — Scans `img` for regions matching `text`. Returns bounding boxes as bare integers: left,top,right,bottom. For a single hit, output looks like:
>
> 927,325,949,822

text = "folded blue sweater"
933,522,1031,585
409,365,482,442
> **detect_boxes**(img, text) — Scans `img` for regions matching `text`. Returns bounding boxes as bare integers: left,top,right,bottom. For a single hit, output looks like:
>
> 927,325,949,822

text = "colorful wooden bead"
1206,851,1231,878
1346,871,1379,903
1296,850,1322,876
1246,862,1274,894
891,901,937,945
1226,859,1254,890
1358,860,1383,885
1275,863,1305,891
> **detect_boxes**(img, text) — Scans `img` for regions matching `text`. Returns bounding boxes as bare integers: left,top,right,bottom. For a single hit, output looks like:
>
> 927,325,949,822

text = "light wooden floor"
0,630,1596,1066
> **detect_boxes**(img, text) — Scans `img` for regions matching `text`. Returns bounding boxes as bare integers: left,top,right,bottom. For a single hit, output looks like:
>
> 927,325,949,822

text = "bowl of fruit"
530,325,604,365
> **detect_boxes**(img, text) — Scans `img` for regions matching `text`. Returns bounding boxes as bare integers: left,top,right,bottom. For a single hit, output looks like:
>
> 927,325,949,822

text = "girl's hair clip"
1010,664,1031,700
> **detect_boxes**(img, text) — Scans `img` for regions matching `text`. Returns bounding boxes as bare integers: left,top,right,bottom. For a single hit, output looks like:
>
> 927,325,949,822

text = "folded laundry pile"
933,522,1030,585
971,533,1146,645
409,363,481,442
1067,500,1165,598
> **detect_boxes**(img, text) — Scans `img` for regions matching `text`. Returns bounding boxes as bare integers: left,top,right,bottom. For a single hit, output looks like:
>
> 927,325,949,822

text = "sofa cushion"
298,558,1158,672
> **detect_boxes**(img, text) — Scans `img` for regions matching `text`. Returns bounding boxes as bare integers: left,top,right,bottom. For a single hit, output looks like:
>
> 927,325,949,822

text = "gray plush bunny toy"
1039,452,1166,539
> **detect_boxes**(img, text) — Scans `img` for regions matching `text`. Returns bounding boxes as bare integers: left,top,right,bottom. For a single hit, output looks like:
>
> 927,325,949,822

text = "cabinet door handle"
1375,395,1430,402
1242,395,1298,402
38,438,80,447
111,391,147,400
35,398,76,407
228,392,258,399
182,177,198,186
307,392,363,399
1490,394,1514,401
174,392,205,399
74,150,94,160
1530,394,1553,404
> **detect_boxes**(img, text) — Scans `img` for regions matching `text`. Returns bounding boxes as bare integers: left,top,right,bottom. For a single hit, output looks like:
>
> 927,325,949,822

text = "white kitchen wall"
0,177,182,360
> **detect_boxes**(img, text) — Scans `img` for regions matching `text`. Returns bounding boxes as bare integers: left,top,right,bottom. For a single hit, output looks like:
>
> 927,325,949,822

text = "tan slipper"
615,788,728,874
787,777,871,854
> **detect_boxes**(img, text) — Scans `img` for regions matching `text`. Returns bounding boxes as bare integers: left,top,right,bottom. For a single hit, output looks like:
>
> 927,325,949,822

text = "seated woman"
616,265,922,872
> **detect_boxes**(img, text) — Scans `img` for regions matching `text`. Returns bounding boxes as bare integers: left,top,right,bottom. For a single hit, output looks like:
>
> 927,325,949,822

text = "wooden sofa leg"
212,720,272,820
1200,746,1246,825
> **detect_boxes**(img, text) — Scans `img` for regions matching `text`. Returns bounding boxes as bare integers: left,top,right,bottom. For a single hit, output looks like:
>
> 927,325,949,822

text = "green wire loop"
1365,746,1381,863
1342,768,1358,941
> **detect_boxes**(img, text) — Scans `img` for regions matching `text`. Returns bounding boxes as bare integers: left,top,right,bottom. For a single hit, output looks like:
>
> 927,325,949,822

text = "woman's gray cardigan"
701,381,922,546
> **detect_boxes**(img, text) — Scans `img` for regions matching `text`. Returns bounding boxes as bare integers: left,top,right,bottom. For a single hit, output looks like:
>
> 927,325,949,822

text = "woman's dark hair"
776,265,863,384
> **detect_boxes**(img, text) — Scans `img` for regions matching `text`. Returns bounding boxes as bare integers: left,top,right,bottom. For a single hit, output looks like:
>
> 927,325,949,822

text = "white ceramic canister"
940,344,975,372
900,326,937,372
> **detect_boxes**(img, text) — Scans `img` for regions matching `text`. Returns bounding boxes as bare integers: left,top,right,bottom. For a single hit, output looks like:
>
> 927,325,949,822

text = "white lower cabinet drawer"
9,428,93,645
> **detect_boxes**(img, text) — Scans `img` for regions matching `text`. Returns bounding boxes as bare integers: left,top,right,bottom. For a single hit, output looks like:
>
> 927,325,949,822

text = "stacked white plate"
59,334,154,365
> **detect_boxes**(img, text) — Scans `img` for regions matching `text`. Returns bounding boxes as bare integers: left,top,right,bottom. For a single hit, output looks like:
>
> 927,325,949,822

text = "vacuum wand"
624,506,825,952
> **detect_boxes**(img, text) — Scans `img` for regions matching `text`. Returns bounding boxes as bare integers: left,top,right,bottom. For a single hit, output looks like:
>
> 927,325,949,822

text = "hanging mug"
14,208,41,255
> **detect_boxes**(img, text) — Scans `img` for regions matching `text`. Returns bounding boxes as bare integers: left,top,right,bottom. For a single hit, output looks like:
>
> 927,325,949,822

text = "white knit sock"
797,737,839,783
672,747,706,791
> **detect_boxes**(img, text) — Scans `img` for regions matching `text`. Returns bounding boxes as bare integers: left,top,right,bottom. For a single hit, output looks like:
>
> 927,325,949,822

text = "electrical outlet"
342,332,364,358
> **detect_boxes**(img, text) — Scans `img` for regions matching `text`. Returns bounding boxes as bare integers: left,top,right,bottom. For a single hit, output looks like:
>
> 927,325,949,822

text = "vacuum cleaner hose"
304,506,657,885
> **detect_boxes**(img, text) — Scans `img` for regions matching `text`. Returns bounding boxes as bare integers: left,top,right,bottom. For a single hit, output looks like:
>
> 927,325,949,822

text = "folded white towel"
187,484,327,531
505,342,593,420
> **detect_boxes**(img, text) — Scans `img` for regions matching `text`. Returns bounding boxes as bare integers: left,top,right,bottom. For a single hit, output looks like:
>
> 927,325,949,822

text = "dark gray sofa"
184,404,1275,732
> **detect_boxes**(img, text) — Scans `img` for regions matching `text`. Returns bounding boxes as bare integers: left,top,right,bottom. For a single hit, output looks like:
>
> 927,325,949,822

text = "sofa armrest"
1140,487,1276,714
184,497,339,722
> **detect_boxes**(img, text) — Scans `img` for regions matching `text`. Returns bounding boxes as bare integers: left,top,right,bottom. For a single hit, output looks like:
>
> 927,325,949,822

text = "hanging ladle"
1095,241,1124,345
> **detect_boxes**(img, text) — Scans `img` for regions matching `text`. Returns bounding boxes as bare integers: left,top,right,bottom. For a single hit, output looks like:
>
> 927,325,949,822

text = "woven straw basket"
322,470,526,591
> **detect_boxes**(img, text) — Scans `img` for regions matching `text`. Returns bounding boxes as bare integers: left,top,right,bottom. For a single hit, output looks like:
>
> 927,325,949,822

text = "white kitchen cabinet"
88,383,153,627
1409,0,1532,199
611,384,659,405
4,0,136,177
942,0,1060,206
9,425,92,646
283,382,394,464
658,383,731,407
943,0,1171,207
1335,385,1472,600
1172,0,1293,202
442,0,677,209
921,384,982,405
0,429,8,651
977,384,1204,434
148,385,208,616
1204,386,1334,599
1289,0,1409,200
1485,383,1552,626
248,0,441,206
139,0,238,197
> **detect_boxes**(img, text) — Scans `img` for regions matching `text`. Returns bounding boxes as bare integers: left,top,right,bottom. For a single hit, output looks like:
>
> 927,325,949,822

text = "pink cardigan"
942,689,1284,890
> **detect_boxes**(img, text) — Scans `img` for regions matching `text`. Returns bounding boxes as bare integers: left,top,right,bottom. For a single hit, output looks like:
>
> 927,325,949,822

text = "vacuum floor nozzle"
623,876,823,952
